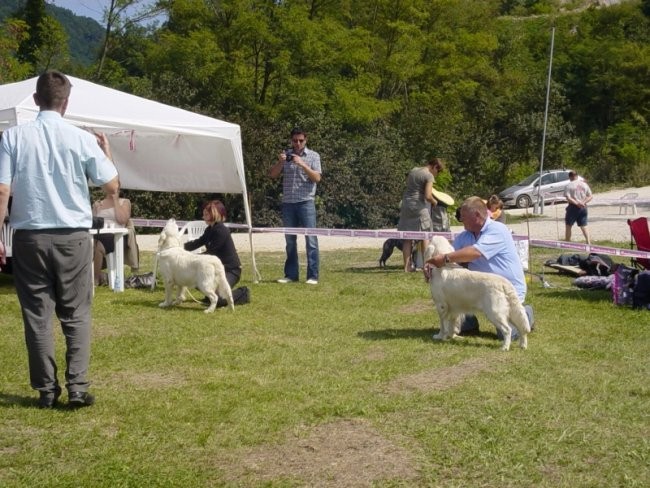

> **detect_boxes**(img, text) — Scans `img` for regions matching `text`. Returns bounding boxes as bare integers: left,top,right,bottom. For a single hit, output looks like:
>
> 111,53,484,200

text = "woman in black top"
184,200,249,305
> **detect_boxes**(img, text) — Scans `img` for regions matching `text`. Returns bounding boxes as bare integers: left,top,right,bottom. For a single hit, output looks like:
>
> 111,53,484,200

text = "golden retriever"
156,219,234,313
424,236,529,351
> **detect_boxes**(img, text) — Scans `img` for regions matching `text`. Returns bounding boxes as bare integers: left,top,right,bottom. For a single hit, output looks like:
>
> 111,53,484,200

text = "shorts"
565,204,588,227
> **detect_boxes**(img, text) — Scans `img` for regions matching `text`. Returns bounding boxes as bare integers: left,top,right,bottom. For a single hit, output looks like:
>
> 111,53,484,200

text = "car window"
518,173,540,186
540,173,556,185
557,171,570,182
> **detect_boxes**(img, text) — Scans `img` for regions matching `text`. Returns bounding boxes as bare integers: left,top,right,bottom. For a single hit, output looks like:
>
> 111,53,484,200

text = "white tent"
0,75,259,279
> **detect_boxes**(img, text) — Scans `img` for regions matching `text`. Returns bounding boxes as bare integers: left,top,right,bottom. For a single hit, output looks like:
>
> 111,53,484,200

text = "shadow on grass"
0,391,38,409
338,265,410,274
357,328,499,346
542,288,613,302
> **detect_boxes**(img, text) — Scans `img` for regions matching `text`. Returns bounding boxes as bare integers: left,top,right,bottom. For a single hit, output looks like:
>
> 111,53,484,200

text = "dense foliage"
2,0,649,227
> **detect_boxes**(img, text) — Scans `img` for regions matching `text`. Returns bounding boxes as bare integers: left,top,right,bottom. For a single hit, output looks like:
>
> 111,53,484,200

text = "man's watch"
444,254,451,264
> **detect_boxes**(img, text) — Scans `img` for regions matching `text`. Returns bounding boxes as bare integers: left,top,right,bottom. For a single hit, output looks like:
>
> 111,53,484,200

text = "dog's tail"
506,287,531,336
212,262,235,311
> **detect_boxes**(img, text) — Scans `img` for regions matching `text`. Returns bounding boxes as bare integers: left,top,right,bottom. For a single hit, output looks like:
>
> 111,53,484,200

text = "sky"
50,0,109,23
49,0,163,25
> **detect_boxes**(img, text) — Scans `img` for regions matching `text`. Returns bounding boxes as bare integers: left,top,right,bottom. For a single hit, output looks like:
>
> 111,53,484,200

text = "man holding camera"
269,128,322,284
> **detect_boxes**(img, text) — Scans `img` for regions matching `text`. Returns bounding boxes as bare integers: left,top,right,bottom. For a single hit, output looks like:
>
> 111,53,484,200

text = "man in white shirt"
564,171,593,244
0,70,118,409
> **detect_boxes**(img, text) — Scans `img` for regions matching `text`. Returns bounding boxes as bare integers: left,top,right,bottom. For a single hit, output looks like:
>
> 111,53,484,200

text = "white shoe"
277,277,295,283
305,279,318,285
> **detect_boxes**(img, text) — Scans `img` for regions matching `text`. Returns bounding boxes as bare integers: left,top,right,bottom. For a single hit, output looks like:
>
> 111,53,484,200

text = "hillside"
0,0,103,66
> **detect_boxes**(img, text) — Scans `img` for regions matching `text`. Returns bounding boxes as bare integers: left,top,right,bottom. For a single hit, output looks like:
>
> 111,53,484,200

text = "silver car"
499,169,580,208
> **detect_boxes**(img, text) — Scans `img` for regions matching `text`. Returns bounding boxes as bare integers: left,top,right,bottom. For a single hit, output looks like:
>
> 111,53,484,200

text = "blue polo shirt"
0,111,117,229
453,218,527,302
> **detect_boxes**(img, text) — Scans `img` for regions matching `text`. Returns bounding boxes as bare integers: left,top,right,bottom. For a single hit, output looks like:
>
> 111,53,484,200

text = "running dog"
156,219,234,313
424,236,529,351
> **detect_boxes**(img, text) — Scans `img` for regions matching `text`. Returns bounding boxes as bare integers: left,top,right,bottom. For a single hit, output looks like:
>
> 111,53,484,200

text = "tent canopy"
0,75,246,197
0,75,259,280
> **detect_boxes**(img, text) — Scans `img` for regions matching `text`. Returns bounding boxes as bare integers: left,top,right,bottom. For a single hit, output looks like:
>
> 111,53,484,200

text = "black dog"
379,239,419,268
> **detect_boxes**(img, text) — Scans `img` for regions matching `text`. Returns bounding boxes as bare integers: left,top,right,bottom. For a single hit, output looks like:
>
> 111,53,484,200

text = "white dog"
156,219,234,313
424,236,529,351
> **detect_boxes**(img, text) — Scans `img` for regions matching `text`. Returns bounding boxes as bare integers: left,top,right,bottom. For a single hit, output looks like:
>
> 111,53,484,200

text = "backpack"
611,264,638,306
633,271,650,310
124,272,155,289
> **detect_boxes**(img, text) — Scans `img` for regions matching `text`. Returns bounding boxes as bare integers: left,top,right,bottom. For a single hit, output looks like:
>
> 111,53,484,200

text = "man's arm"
291,155,321,183
101,176,119,199
426,245,482,268
269,153,285,179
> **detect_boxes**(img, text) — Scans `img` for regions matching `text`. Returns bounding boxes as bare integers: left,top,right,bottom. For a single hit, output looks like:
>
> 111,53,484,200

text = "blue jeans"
282,201,319,281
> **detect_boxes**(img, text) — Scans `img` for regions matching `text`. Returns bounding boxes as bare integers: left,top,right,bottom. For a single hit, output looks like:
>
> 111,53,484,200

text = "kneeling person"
426,197,534,338
184,200,250,306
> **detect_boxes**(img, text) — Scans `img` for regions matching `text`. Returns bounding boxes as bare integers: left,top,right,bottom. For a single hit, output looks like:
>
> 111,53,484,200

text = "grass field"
0,246,648,487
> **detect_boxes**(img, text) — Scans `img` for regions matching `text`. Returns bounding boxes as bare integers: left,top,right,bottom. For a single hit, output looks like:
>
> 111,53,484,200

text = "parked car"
499,169,581,208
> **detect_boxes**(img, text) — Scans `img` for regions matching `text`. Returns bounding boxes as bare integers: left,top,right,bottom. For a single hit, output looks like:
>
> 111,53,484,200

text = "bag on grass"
124,272,155,289
611,264,637,306
633,271,650,310
579,253,614,276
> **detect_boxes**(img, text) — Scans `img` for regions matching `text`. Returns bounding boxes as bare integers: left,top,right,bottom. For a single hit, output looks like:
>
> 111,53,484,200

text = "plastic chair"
179,220,208,248
618,192,638,215
150,220,207,289
628,217,650,270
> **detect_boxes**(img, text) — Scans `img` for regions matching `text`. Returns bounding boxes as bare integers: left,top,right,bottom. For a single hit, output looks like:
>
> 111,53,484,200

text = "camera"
285,151,294,162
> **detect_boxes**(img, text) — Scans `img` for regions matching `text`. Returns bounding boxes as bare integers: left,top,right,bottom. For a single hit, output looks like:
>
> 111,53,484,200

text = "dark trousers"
216,267,247,306
13,229,94,394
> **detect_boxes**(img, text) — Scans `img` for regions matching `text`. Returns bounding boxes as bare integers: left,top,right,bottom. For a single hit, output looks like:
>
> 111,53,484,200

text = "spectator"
92,182,133,285
397,157,443,272
486,194,506,223
184,199,250,306
430,161,451,232
269,128,322,285
564,171,593,244
425,196,533,337
0,70,118,408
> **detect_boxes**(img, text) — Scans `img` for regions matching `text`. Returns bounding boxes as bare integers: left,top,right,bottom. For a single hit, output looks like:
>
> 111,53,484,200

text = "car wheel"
516,194,532,208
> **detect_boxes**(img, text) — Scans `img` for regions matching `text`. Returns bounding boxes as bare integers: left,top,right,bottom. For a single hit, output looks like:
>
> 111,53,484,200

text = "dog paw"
500,343,511,351
432,333,444,340
203,306,216,313
159,302,170,308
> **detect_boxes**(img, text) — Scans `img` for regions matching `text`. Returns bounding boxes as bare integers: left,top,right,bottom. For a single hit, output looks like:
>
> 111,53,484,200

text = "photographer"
269,128,322,284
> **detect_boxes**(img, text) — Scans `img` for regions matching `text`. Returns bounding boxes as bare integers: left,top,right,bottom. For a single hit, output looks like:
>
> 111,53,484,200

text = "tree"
0,18,31,83
16,0,47,69
96,0,166,78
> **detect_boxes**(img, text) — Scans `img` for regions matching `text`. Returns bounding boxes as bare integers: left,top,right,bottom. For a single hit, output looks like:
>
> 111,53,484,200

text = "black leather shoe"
38,386,62,409
69,391,95,408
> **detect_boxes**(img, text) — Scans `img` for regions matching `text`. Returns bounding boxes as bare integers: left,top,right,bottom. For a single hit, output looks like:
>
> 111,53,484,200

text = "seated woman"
92,184,132,285
184,200,250,306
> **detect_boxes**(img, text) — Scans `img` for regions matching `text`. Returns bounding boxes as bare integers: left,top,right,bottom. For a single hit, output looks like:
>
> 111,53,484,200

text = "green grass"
0,247,648,487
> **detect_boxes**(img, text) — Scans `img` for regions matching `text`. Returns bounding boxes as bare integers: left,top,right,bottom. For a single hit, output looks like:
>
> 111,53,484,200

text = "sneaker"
305,279,318,285
277,277,296,283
